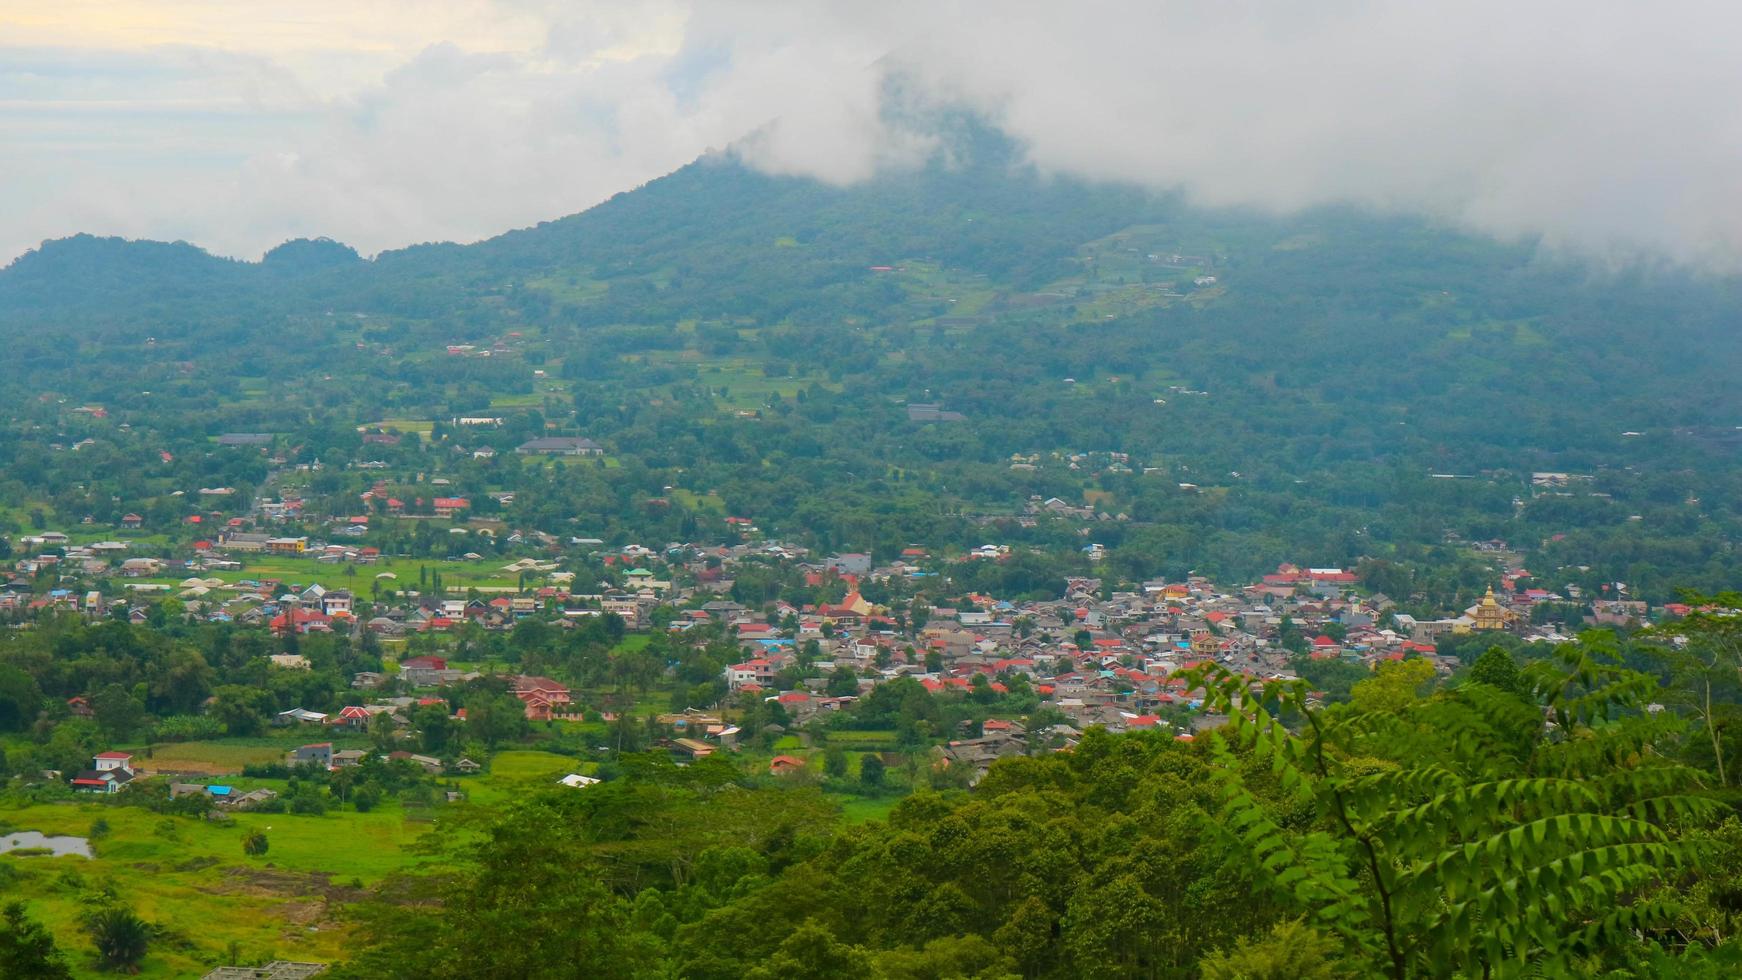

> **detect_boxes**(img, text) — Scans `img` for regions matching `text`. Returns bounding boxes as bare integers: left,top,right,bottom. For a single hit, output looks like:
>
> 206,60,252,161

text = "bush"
151,715,225,742
242,830,269,857
289,794,327,816
240,763,291,779
352,785,382,813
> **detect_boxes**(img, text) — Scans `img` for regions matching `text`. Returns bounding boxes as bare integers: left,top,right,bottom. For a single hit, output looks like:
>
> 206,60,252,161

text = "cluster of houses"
695,556,1586,779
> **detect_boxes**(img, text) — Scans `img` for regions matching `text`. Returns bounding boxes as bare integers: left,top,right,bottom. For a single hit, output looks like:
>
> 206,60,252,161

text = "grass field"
0,747,596,976
835,795,901,824
0,797,443,977
138,554,529,594
462,750,589,806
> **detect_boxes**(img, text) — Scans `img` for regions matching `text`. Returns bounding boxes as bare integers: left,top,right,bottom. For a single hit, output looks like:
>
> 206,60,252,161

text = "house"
558,773,601,788
120,514,144,530
453,758,483,774
275,707,329,726
218,532,272,553
216,432,274,447
287,743,334,768
907,403,966,422
333,705,374,729
432,497,470,518
769,755,807,775
332,749,368,768
510,675,572,720
517,436,604,456
270,608,331,634
825,554,873,576
725,659,779,688
227,788,279,810
670,738,715,762
399,655,450,688
387,752,444,774
71,752,136,794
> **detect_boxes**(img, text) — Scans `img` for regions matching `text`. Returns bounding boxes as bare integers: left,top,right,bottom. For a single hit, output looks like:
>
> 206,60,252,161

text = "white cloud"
3,1,1742,267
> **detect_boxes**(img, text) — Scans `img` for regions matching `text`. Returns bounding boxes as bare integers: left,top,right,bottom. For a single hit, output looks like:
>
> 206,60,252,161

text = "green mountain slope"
1,142,1740,597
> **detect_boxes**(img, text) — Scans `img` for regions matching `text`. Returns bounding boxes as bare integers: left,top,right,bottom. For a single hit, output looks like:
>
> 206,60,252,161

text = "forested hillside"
2,132,1740,601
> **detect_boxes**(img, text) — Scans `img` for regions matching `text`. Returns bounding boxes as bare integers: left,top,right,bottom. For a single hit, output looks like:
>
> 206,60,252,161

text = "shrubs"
242,830,269,857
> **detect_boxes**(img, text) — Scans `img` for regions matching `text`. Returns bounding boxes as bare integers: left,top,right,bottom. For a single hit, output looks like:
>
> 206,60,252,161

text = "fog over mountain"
6,1,1742,267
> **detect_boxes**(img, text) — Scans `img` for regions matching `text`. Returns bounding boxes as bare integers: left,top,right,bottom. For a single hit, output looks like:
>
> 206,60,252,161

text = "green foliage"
1467,645,1524,695
0,901,72,980
1349,657,1434,713
242,829,269,857
83,903,150,973
1200,918,1346,980
1183,630,1724,978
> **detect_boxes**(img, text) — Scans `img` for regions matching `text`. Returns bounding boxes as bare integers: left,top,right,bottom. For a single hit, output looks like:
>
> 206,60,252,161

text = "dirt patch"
148,762,244,776
221,866,368,904
209,867,370,935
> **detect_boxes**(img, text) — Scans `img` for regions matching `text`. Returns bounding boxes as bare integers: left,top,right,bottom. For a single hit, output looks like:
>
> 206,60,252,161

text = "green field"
137,554,530,595
0,748,590,976
0,799,439,977
835,794,901,824
461,750,591,806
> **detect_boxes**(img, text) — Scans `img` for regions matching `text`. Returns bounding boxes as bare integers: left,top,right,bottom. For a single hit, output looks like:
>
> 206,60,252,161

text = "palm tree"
85,904,149,973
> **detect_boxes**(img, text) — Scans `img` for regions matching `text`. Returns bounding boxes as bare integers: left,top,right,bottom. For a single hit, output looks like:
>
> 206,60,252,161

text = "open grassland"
461,750,590,807
0,797,444,978
0,751,592,975
135,554,529,594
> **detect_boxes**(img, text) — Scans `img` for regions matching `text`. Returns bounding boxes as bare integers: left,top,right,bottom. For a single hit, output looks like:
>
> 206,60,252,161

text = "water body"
0,831,92,857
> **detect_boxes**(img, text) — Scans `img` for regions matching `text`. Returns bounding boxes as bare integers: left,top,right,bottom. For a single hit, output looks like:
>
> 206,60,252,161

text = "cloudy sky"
5,1,1741,267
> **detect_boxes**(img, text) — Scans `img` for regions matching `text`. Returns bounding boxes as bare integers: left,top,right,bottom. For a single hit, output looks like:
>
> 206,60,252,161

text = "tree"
0,902,72,979
1200,919,1344,980
1348,657,1434,714
414,703,455,753
92,683,146,741
1183,632,1721,979
467,691,530,748
84,904,150,973
823,746,848,779
368,710,398,752
825,666,858,698
1647,592,1742,787
208,685,272,737
859,754,885,789
242,830,269,857
1062,872,1166,978
341,793,663,978
0,665,42,732
745,922,872,980
1466,646,1522,695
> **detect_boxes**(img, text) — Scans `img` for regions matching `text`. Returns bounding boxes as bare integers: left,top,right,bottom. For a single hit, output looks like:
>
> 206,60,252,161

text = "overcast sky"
5,1,1742,268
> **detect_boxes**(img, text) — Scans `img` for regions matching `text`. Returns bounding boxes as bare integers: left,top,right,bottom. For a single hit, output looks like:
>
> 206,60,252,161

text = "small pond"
0,831,92,858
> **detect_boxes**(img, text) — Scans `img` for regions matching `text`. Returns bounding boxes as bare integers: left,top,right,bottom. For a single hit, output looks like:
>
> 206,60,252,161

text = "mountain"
2,142,1741,597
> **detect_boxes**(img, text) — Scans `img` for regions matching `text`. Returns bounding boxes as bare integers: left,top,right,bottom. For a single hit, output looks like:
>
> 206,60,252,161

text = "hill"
1,137,1740,598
